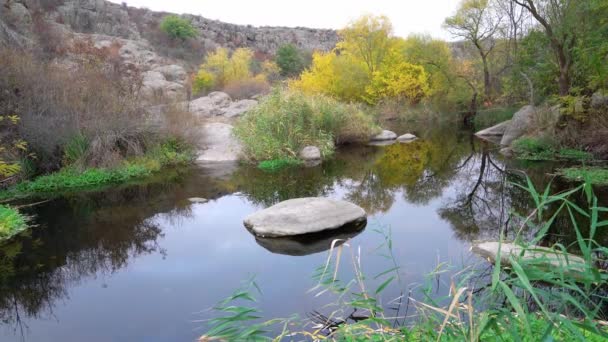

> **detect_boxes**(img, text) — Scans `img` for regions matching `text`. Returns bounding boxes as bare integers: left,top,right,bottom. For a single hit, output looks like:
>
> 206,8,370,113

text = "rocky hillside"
1,0,338,53
0,0,338,100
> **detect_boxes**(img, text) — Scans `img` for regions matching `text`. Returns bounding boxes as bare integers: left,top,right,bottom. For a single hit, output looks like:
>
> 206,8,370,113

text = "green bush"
558,167,608,185
275,44,305,77
257,158,302,172
159,15,197,40
234,89,378,161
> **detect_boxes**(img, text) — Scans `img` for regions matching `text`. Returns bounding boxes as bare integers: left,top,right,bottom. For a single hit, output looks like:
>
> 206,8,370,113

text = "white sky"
109,0,461,40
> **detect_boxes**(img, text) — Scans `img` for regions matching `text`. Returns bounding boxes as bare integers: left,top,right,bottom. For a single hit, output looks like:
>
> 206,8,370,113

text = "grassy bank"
512,137,594,161
0,205,28,241
559,167,608,186
200,179,608,341
0,142,194,201
234,89,378,162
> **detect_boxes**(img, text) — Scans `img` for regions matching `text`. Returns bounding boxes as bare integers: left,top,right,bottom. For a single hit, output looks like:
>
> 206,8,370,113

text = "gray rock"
370,130,397,141
188,197,208,204
154,64,187,82
141,70,185,100
472,241,587,278
500,147,514,157
244,198,367,237
591,92,608,109
299,146,321,161
197,123,243,162
223,99,257,118
189,92,233,117
475,120,512,137
397,133,417,142
500,105,536,147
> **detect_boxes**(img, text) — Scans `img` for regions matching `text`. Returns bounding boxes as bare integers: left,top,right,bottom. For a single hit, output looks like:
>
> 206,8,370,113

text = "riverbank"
0,141,194,202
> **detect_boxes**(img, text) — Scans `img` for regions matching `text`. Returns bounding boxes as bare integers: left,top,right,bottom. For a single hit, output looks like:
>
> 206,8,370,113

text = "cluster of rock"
369,130,418,145
188,92,257,119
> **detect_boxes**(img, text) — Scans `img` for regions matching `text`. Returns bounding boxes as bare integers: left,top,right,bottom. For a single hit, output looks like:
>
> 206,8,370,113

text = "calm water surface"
1,124,603,341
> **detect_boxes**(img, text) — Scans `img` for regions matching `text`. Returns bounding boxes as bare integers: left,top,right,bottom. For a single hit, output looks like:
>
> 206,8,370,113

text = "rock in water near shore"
500,105,536,146
371,130,397,141
397,133,417,142
472,241,588,278
244,198,367,237
299,146,321,161
197,123,243,162
475,120,512,137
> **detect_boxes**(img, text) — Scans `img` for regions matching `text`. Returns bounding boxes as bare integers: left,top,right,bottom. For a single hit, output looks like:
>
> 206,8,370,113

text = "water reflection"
0,123,604,341
251,220,367,256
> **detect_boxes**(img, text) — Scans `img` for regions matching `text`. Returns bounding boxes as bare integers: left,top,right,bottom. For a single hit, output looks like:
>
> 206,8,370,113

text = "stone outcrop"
197,123,243,162
475,120,512,137
0,0,337,55
189,92,257,118
244,198,367,237
500,105,536,146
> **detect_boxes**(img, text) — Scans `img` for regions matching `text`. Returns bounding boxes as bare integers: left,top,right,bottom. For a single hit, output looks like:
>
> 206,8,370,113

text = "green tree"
275,44,305,77
444,0,501,100
159,15,197,41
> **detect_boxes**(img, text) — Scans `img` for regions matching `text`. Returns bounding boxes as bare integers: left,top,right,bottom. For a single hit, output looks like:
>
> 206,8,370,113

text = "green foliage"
512,137,557,160
159,15,197,40
275,44,305,77
0,205,28,241
234,89,378,162
558,167,608,186
63,134,89,166
257,158,302,172
0,141,193,200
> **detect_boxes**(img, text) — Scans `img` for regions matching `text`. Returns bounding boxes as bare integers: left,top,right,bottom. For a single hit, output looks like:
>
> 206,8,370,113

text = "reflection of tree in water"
0,169,228,338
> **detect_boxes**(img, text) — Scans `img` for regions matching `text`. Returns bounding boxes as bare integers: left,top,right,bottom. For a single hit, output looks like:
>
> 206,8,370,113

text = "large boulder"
141,70,185,100
197,123,243,162
500,105,536,146
371,130,397,142
244,198,367,237
299,146,321,161
591,91,608,109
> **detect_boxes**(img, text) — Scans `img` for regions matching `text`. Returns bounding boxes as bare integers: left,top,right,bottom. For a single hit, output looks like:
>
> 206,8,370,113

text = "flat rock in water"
188,197,208,204
472,241,588,276
397,133,417,142
475,120,512,137
244,197,367,237
370,130,397,141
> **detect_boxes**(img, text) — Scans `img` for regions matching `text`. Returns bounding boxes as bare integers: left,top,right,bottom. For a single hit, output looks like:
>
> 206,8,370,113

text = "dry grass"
222,78,271,100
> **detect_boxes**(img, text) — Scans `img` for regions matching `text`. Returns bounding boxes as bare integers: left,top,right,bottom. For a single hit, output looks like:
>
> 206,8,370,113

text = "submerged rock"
370,130,397,141
475,120,512,137
299,146,321,161
253,220,366,256
197,123,243,162
397,133,417,142
188,197,208,204
500,105,536,146
244,198,367,237
472,241,588,277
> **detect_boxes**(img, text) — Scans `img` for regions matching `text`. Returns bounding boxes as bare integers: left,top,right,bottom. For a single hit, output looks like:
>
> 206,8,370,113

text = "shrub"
234,89,378,161
275,44,305,77
159,15,197,40
512,136,556,160
222,76,270,100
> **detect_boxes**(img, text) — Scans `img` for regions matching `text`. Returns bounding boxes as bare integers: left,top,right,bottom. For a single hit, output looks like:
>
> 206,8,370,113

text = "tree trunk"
481,54,491,100
558,64,571,96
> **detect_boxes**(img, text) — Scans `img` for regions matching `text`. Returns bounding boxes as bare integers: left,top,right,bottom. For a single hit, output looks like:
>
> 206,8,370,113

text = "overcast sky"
109,0,461,40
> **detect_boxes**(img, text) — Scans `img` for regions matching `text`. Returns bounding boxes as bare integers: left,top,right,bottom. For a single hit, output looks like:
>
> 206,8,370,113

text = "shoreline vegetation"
200,179,608,341
0,205,29,242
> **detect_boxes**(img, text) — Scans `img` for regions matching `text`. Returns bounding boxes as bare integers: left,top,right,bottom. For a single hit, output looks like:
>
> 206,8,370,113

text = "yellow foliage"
194,47,254,90
192,69,215,94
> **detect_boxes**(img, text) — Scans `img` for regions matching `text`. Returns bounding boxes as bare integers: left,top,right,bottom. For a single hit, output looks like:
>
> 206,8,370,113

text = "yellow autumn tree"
366,46,430,104
193,47,256,92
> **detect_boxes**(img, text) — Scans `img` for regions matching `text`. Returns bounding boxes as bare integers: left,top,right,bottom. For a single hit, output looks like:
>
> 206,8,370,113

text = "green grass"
558,167,608,185
200,178,608,341
257,158,303,172
512,137,593,161
0,205,28,241
234,88,378,162
0,141,194,200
